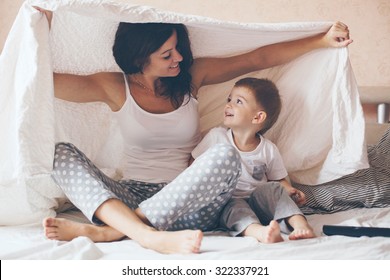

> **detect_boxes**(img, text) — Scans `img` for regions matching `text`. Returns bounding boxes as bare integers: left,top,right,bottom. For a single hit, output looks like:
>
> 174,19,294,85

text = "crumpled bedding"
0,0,368,225
295,127,390,214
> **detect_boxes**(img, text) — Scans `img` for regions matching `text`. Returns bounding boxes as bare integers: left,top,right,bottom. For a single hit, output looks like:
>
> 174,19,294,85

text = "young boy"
192,77,315,243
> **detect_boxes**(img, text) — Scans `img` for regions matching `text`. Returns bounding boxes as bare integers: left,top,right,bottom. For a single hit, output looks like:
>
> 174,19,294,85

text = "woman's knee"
53,143,84,166
55,142,75,157
207,143,241,175
52,142,90,182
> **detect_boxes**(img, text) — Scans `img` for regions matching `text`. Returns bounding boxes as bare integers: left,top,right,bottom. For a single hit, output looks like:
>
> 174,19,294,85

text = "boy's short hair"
234,77,281,134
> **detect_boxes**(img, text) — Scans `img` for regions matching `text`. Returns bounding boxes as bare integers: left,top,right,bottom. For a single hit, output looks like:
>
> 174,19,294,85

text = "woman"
37,9,352,254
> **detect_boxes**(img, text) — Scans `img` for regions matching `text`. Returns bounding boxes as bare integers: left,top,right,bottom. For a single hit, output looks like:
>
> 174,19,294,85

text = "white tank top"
112,74,201,183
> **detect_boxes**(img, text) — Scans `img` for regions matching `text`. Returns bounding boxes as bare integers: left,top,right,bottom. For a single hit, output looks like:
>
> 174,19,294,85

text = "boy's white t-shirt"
192,127,288,198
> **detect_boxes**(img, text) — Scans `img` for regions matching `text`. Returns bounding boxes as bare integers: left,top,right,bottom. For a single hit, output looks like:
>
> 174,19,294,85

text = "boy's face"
223,86,263,130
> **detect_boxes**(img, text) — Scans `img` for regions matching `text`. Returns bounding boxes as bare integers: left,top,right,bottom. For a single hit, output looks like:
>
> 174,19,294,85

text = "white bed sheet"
1,207,389,260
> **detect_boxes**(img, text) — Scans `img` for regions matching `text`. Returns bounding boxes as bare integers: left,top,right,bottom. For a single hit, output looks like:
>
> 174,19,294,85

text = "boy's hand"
287,188,306,207
278,178,307,206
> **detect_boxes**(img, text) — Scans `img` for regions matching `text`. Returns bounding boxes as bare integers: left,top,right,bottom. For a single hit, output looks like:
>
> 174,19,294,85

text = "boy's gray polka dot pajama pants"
52,142,241,231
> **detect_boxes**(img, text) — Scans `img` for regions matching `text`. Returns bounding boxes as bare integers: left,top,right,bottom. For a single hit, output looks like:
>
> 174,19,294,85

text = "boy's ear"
252,111,267,124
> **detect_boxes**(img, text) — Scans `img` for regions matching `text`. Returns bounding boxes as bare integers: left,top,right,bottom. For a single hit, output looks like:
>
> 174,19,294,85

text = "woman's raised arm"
191,22,352,91
34,7,121,108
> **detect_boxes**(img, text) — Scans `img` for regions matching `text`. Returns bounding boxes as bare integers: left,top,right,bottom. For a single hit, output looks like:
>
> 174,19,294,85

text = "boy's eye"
227,97,231,103
236,99,242,104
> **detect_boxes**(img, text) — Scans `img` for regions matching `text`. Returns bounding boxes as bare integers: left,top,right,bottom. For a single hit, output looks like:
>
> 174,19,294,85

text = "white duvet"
0,0,368,225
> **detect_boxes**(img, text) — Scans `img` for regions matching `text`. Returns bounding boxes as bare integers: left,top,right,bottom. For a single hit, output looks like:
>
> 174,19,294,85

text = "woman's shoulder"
189,58,209,93
88,71,126,99
75,71,126,110
96,72,127,111
52,71,125,108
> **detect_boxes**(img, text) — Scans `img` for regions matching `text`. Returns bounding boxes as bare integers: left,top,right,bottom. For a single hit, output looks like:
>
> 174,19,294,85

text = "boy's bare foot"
289,227,316,240
243,220,284,243
286,214,316,240
43,217,203,254
43,217,124,242
141,230,203,254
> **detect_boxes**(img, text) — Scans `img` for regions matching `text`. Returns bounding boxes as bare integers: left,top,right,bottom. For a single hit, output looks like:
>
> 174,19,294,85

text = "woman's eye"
163,54,171,60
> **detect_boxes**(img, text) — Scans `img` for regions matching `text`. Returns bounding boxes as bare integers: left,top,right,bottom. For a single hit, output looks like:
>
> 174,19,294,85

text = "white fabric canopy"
0,0,368,225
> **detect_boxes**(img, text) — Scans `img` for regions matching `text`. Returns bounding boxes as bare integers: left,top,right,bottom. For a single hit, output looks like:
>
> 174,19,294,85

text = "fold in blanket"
0,0,368,225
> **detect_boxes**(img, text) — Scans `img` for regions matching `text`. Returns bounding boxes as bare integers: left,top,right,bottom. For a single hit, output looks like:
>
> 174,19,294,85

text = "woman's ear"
252,111,267,124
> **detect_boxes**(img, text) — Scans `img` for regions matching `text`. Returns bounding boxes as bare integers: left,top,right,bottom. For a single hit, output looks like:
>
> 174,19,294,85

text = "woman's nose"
173,50,183,62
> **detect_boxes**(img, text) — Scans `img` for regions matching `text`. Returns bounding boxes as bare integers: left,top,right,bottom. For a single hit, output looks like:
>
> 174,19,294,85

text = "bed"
1,0,390,266
1,202,390,260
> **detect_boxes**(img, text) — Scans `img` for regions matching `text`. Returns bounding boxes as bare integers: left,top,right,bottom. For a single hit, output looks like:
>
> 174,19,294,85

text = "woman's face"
142,30,183,78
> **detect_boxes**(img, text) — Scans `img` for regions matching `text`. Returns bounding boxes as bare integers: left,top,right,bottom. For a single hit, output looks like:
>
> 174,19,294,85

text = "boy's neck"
230,129,261,152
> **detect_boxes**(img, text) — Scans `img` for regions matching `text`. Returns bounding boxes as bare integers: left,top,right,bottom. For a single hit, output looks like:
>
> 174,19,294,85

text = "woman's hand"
191,20,353,90
321,21,353,48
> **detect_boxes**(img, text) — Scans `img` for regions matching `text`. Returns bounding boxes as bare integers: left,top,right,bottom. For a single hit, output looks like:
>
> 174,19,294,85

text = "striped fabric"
293,128,390,215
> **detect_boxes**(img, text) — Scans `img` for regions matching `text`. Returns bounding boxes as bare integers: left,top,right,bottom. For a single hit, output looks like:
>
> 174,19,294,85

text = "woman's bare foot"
133,208,203,254
140,230,203,254
43,217,125,242
43,217,203,254
242,220,284,243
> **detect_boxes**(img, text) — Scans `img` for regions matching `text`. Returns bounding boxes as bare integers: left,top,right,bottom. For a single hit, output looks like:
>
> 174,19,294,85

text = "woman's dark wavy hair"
235,78,281,135
113,22,193,108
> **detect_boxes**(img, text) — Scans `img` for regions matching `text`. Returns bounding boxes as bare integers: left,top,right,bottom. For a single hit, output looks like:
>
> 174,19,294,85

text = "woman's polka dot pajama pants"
52,142,241,231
